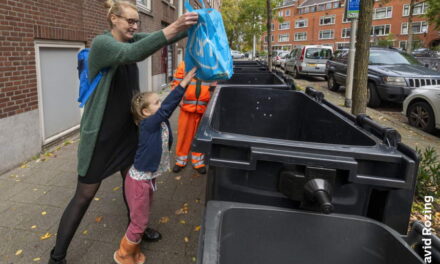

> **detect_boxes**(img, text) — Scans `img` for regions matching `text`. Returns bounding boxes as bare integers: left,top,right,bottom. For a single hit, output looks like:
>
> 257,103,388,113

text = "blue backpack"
77,49,106,107
184,0,233,81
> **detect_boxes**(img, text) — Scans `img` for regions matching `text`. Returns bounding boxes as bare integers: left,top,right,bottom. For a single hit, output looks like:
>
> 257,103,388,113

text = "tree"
352,0,374,115
221,0,241,49
267,0,273,70
425,0,440,29
406,0,417,53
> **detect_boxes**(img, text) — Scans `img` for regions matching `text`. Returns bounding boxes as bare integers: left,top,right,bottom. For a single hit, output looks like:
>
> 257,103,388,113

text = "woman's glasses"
116,15,141,26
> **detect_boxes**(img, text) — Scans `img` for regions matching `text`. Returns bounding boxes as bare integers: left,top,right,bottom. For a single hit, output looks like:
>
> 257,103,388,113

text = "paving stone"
8,184,52,204
35,186,75,208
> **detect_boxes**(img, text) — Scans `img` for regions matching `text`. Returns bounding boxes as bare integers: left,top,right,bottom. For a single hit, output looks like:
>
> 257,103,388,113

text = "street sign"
346,0,360,19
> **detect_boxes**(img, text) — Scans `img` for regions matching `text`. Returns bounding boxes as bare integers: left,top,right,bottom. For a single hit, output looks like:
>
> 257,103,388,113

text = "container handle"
356,114,401,148
305,86,324,103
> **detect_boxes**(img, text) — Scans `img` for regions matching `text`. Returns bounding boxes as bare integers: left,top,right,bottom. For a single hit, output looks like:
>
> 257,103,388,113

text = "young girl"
114,67,197,264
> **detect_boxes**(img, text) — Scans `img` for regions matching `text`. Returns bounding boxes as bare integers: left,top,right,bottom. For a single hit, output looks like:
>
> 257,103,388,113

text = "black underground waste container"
193,86,419,234
233,60,262,66
233,66,269,72
197,201,425,264
218,72,293,90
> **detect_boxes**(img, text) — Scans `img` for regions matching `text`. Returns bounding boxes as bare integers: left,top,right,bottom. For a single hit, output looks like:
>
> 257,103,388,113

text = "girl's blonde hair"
104,0,138,28
131,92,156,126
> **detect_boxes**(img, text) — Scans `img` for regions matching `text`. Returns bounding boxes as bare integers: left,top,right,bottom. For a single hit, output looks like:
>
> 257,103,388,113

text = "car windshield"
369,50,421,65
305,48,332,59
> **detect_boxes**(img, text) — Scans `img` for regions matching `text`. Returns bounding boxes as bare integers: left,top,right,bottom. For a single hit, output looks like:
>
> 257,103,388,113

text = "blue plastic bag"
77,49,107,108
184,0,233,81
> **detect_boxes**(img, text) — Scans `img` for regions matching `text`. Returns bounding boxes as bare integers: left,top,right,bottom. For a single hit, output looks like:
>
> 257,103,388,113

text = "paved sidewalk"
0,107,206,264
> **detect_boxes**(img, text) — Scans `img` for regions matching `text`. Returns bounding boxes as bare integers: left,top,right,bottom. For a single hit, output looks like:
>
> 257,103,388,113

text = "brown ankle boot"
114,236,145,264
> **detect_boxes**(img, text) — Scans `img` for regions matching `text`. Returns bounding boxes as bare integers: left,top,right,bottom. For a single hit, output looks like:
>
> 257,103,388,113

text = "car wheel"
327,73,339,91
367,82,381,108
407,101,436,133
293,67,301,79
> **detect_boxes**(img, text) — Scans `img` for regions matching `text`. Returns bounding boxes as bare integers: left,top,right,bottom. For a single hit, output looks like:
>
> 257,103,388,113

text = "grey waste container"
193,86,419,234
197,201,425,264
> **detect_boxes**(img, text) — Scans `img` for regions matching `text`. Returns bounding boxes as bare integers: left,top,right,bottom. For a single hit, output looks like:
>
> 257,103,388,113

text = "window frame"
320,15,336,25
401,21,428,34
373,6,392,20
295,19,308,28
341,28,351,38
136,0,152,13
371,24,391,36
279,22,290,30
294,32,307,41
319,29,334,40
278,33,290,42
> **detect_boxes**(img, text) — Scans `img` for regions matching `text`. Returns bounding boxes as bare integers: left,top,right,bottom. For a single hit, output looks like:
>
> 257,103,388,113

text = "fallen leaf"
194,225,201,232
15,179,21,182
174,176,182,181
113,186,121,191
33,188,38,191
83,230,88,235
94,197,100,201
31,225,37,229
183,203,189,207
112,198,116,201
20,163,29,169
40,232,52,240
95,216,103,223
195,198,201,203
15,249,23,256
41,211,47,216
159,217,170,224
33,257,41,261
179,220,186,224
175,208,186,215
184,237,189,243
64,140,74,146
192,257,196,262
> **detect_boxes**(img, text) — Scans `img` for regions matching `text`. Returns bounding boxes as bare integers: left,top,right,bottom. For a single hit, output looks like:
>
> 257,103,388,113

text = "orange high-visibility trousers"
175,110,205,168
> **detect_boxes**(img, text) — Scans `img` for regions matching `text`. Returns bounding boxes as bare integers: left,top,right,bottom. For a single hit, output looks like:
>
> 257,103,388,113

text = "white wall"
0,110,41,174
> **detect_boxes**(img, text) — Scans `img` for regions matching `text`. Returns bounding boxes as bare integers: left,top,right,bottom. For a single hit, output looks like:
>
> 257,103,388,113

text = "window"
401,21,428,34
320,15,336,25
371,24,391,36
326,2,332,9
304,7,310,13
295,19,308,28
285,9,291,16
271,35,275,42
294,32,307,41
342,28,351,38
279,11,283,16
271,24,275,31
317,4,325,11
333,2,340,8
305,48,332,59
373,7,392,20
319,29,334,39
279,34,290,42
279,22,290,30
403,2,428,16
136,0,151,12
336,42,350,50
399,41,407,50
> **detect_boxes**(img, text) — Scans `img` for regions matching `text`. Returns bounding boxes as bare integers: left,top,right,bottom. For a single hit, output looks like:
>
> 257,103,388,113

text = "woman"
48,1,198,263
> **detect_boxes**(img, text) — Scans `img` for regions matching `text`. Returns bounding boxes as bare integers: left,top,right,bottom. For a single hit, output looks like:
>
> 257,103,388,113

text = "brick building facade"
0,0,220,173
264,0,440,51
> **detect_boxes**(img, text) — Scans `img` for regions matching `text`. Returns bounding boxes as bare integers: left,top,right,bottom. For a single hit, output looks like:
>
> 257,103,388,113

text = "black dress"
79,63,140,184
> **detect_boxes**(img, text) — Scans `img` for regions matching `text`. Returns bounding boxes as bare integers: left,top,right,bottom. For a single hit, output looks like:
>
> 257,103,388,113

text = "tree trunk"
266,0,273,71
352,0,374,115
407,0,416,53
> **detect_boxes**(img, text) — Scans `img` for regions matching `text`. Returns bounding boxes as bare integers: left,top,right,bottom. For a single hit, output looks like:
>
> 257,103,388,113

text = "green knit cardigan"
77,30,186,176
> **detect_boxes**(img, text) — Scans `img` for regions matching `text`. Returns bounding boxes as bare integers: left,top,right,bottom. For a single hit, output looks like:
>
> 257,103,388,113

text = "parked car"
273,51,289,68
403,85,440,133
285,45,333,79
231,50,245,59
411,48,437,58
326,47,440,107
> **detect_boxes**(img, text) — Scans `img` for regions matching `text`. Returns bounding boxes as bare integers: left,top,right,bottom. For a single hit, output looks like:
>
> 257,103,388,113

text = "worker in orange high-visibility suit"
171,61,214,174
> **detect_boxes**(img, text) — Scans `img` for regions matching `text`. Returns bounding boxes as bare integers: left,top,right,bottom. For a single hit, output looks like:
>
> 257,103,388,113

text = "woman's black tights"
51,181,101,260
51,169,130,260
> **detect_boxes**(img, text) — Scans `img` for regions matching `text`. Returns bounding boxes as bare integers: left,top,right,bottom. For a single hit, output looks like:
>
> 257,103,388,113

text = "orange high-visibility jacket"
171,61,211,114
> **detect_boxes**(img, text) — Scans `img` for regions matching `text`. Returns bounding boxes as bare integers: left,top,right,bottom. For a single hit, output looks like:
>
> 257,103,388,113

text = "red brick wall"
265,0,440,51
0,0,108,119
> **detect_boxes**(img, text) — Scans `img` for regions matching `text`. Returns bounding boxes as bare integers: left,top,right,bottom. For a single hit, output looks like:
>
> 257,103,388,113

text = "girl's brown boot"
114,236,144,264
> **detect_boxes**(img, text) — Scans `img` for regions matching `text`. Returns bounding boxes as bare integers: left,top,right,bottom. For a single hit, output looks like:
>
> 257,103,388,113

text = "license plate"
308,64,317,67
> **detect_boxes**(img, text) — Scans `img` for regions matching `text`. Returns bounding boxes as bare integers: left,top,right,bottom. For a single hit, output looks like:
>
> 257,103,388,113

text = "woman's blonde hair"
104,0,138,28
131,92,155,126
